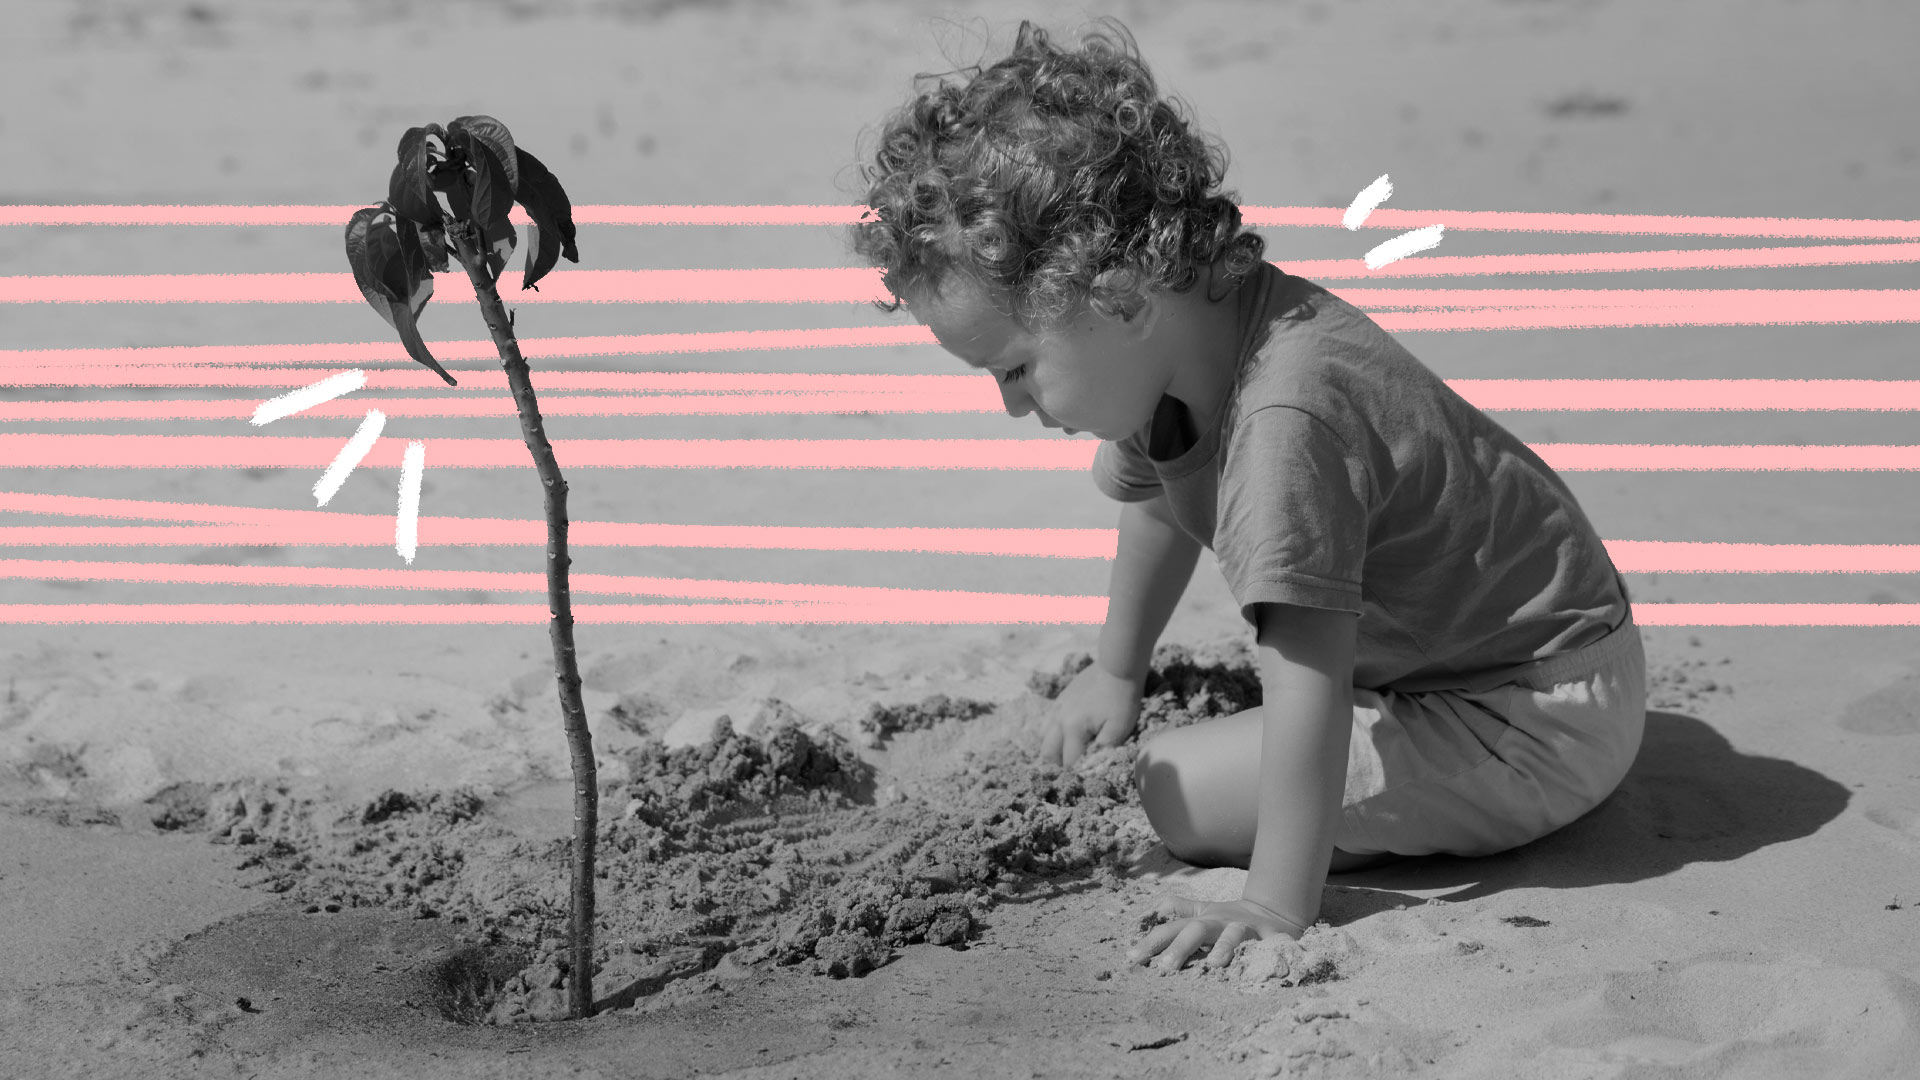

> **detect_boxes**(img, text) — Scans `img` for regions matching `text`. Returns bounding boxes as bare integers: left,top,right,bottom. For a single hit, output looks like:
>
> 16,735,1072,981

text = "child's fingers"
1039,721,1063,765
1127,919,1190,964
1154,922,1214,971
1091,713,1135,748
1059,721,1092,766
1204,923,1252,968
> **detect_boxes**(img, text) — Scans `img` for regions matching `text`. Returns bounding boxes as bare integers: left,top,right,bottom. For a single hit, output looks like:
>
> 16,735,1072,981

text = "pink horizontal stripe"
4,272,1914,315
0,558,1100,609
0,205,872,227
1605,541,1920,573
2,271,1913,329
1338,287,1919,311
0,327,937,371
4,435,1918,471
0,269,891,305
10,379,1920,417
0,523,1114,558
0,491,1117,556
8,495,1917,574
7,531,1915,577
1,368,966,392
1371,303,1920,331
0,435,1091,470
1290,242,1920,279
7,204,1919,238
4,531,1916,574
1445,379,1920,412
0,599,1109,625
0,601,1913,626
0,391,986,422
1239,207,1920,239
1632,604,1920,627
1534,444,1920,471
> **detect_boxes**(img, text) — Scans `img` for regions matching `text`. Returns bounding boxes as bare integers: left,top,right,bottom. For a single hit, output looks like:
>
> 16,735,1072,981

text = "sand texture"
5,0,1920,1077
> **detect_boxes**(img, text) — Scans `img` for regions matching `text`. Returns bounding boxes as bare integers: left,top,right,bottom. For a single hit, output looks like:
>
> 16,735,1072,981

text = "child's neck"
1157,263,1263,437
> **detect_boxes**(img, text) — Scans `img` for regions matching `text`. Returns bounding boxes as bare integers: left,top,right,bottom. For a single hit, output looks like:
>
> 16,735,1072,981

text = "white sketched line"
396,441,425,564
249,369,366,424
1346,174,1445,269
250,369,425,563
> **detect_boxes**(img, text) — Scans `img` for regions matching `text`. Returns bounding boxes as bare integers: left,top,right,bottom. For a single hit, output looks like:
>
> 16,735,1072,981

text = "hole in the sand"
429,942,535,1026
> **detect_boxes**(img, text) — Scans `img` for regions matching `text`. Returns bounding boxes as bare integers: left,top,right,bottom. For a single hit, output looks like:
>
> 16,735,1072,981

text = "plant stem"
445,221,597,1020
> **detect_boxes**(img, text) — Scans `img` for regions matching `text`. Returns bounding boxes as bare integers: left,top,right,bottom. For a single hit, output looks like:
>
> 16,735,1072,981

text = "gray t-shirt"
1092,265,1629,690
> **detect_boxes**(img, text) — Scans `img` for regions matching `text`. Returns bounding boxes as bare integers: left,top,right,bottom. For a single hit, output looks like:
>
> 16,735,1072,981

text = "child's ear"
1120,293,1162,338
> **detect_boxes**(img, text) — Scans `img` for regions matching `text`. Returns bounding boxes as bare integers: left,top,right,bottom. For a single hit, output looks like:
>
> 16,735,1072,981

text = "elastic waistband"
1387,612,1641,695
1503,613,1642,691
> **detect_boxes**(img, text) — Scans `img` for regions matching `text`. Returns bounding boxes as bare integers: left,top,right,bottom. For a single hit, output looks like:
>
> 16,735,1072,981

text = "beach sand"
3,0,1919,1076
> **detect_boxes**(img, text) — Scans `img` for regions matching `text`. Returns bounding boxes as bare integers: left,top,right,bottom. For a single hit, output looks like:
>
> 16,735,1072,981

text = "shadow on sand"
1325,709,1851,909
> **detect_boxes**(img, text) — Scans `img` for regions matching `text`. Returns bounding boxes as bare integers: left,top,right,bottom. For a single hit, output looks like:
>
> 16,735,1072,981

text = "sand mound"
132,641,1264,1023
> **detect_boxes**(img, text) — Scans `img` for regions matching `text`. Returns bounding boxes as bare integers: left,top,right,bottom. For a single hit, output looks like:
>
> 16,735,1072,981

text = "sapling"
343,115,599,1019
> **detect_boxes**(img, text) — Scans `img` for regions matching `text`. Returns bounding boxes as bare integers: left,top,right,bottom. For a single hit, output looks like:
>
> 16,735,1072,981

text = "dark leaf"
448,115,519,195
460,131,518,283
520,222,542,289
428,156,473,223
513,146,579,291
390,292,457,386
389,126,447,227
393,216,437,318
342,203,456,386
344,205,386,307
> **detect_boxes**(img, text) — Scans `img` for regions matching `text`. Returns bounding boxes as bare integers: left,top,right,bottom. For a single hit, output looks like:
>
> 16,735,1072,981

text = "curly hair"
849,18,1267,329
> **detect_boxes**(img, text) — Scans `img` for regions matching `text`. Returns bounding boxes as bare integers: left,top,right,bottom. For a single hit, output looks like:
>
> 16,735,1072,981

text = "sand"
5,0,1920,1076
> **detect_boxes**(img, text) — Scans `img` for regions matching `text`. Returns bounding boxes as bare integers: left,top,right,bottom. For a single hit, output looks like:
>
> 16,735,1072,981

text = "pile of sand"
136,641,1268,1022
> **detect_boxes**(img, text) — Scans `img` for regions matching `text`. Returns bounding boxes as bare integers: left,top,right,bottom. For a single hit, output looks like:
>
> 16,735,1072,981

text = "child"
849,19,1645,973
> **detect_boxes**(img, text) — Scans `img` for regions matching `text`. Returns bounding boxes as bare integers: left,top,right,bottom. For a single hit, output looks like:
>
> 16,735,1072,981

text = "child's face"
908,275,1165,443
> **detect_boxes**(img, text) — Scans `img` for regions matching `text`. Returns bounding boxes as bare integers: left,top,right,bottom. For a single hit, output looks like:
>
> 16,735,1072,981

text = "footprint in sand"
1863,802,1920,841
1537,959,1920,1074
1332,905,1485,960
1228,995,1435,1078
1839,672,1920,736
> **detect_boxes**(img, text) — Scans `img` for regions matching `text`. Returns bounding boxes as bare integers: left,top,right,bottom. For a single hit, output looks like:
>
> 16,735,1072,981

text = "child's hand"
1127,894,1307,972
1039,659,1144,766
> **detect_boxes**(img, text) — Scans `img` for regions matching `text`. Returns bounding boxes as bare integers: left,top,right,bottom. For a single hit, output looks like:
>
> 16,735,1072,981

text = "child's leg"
1131,621,1647,866
1129,706,1399,873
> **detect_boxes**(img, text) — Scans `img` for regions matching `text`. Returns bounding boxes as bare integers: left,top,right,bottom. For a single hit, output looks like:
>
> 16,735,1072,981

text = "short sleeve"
1215,405,1372,625
1091,430,1164,503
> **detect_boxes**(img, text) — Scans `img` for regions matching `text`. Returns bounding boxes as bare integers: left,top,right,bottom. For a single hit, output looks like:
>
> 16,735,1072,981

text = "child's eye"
999,364,1027,385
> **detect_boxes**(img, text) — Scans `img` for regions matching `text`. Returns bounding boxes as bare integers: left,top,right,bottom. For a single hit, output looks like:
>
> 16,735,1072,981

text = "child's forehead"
908,277,1032,362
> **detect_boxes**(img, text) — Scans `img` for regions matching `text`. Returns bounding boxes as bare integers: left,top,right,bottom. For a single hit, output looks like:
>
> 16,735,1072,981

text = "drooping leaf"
342,203,456,386
389,290,456,387
389,126,447,227
513,146,579,291
428,152,473,225
460,131,519,283
391,217,455,385
448,114,519,195
521,221,541,284
344,205,386,310
393,216,437,318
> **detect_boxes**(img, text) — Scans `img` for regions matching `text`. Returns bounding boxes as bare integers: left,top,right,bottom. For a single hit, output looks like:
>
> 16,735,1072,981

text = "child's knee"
1131,738,1220,865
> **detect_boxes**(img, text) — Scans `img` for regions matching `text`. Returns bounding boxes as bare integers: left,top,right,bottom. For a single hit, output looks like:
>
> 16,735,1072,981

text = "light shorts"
1334,615,1647,858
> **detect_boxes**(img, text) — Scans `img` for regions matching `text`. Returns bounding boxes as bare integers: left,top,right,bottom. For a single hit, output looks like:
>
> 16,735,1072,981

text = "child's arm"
1129,601,1357,969
1042,493,1201,764
1242,601,1357,924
